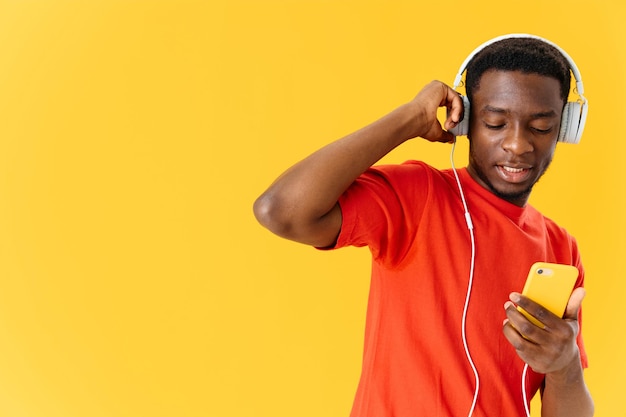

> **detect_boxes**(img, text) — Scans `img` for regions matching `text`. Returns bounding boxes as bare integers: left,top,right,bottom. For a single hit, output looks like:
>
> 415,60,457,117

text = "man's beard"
474,166,534,203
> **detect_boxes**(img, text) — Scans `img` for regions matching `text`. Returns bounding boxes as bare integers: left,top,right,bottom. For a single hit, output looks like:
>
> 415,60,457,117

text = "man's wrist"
545,350,584,386
395,100,428,141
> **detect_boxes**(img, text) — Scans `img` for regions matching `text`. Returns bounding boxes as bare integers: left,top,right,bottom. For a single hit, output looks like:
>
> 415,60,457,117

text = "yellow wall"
0,1,623,416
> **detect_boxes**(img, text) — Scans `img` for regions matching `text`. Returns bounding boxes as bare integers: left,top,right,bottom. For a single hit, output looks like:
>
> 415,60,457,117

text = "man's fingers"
443,88,465,129
508,292,559,329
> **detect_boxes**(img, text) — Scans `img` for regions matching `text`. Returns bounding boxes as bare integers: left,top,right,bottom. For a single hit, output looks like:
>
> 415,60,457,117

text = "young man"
254,36,594,416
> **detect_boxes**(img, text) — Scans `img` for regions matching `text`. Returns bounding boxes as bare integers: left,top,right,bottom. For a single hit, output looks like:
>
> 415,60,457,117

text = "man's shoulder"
370,160,452,180
357,161,461,209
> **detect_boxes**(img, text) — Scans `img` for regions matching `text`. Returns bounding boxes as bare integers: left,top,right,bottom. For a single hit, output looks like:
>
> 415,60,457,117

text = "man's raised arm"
253,81,464,247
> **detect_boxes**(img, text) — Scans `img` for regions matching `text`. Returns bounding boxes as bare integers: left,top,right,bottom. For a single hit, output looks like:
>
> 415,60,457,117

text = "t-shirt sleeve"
572,240,589,369
327,162,431,264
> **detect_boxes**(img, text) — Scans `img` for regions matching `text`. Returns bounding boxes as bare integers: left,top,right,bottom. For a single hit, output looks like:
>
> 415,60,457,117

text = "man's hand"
408,80,465,143
502,287,585,374
504,287,594,416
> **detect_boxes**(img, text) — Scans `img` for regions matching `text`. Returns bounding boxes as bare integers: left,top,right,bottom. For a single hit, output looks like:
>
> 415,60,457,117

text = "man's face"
467,70,565,207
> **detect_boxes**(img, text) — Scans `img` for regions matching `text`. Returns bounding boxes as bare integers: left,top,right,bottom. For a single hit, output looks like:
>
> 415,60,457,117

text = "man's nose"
501,125,534,155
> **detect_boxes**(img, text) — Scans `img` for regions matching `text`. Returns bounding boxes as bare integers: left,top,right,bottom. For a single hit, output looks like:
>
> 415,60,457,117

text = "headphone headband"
454,33,584,96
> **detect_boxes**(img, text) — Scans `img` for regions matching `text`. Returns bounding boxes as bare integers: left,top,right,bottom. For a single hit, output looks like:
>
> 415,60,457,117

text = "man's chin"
489,184,533,205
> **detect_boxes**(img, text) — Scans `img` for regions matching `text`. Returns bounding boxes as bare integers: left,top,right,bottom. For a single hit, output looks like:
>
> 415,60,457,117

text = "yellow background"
0,1,623,416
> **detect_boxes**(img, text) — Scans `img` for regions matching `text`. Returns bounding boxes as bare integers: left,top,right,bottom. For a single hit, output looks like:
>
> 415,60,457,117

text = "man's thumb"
564,287,586,320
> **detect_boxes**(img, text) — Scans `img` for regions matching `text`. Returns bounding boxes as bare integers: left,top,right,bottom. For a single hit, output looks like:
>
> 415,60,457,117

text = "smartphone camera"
538,269,544,275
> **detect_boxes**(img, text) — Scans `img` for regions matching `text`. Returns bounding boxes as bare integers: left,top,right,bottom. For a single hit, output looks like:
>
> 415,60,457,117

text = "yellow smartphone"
517,262,579,328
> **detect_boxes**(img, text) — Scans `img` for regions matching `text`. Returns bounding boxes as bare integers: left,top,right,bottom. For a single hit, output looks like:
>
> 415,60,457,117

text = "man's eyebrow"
530,110,558,118
481,105,557,118
482,105,507,114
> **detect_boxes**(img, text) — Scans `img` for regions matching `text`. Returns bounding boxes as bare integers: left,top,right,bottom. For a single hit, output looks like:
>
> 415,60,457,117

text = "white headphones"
448,34,588,144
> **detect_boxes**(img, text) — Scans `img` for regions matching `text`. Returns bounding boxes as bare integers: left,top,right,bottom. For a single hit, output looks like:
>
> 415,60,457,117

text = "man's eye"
485,123,504,130
532,127,553,134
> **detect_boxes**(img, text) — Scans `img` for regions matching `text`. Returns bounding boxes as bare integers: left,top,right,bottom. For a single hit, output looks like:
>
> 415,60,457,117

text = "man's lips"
496,164,533,183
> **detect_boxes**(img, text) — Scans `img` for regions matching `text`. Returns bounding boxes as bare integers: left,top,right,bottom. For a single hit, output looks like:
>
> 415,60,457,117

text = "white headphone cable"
449,138,479,417
522,363,531,417
450,139,533,417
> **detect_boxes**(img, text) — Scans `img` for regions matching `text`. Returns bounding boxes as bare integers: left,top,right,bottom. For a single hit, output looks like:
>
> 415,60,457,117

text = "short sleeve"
572,240,588,369
329,162,433,264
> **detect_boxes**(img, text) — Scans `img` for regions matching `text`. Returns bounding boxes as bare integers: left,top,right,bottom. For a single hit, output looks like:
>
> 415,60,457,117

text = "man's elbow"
253,192,296,238
253,190,341,247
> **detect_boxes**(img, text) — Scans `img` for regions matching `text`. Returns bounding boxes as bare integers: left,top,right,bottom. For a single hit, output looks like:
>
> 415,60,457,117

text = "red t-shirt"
333,161,587,417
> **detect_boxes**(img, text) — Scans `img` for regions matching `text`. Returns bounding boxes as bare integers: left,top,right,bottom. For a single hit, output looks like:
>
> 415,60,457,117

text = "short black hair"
465,37,571,104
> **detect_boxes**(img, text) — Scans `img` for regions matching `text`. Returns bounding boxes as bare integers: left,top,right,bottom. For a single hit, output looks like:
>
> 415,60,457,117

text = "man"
253,35,594,416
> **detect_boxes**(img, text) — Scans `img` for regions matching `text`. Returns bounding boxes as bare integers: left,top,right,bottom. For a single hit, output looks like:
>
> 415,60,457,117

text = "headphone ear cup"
558,101,581,144
448,95,471,137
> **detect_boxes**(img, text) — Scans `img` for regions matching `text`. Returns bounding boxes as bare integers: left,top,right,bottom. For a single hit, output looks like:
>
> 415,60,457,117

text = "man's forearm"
253,102,418,244
541,357,594,417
